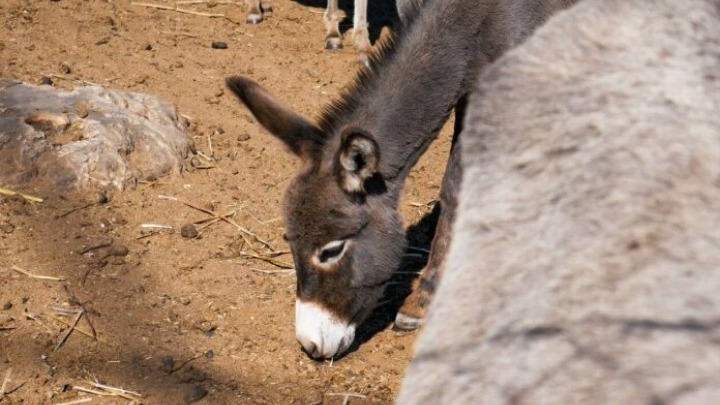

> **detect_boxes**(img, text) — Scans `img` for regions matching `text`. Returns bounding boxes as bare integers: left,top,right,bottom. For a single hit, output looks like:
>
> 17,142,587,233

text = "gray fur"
398,0,720,402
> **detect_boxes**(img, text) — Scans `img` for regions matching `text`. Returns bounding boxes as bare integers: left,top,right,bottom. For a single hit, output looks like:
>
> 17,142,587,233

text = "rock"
0,222,14,233
181,224,199,239
0,80,191,192
59,62,71,74
2,301,11,310
211,41,228,49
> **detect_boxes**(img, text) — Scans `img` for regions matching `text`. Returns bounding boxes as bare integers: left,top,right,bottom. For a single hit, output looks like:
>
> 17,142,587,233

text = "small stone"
160,355,175,374
237,132,250,142
185,385,208,403
211,41,228,49
204,350,214,359
59,62,72,74
0,222,14,234
94,191,109,204
2,301,11,310
213,89,224,98
181,224,199,239
142,42,153,51
39,76,53,86
75,102,89,118
106,245,129,257
95,36,110,45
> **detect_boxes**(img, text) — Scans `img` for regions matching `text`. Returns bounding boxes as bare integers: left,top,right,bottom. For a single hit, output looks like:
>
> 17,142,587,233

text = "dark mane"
316,28,405,135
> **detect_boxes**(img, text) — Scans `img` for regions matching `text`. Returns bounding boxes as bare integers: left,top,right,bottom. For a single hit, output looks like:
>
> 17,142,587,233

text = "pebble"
185,385,208,403
39,76,53,85
211,41,228,49
181,224,199,239
59,62,72,74
2,301,11,310
75,102,89,119
0,222,14,234
94,191,109,204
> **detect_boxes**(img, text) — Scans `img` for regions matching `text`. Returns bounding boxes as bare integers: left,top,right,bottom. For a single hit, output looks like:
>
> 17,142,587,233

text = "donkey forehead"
283,173,368,241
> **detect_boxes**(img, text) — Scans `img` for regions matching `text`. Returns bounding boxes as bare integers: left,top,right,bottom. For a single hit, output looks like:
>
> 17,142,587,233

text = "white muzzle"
295,299,356,359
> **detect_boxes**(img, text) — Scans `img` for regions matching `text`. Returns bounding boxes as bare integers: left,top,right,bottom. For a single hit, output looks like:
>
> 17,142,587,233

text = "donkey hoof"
246,13,263,24
393,312,424,331
325,37,343,50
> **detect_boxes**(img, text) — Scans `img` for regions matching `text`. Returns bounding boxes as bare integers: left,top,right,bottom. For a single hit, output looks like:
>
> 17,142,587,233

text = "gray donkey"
228,0,578,359
399,0,720,402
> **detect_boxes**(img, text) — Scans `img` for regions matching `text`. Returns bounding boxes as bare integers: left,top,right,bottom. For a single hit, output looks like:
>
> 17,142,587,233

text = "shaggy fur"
398,0,720,402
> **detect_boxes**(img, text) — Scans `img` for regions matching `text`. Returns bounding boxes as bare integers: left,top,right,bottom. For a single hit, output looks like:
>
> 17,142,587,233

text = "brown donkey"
228,0,578,359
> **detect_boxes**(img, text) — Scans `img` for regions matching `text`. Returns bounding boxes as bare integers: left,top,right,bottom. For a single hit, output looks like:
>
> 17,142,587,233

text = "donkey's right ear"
226,76,325,157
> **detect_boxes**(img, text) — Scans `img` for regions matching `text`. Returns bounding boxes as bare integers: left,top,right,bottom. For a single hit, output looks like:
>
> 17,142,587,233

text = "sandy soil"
0,0,454,403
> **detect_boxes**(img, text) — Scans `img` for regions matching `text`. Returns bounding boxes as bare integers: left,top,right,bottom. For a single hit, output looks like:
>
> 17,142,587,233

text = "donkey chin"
295,299,356,359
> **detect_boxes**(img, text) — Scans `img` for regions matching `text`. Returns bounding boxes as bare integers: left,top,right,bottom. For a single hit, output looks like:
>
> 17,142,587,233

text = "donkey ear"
337,129,380,194
226,76,324,157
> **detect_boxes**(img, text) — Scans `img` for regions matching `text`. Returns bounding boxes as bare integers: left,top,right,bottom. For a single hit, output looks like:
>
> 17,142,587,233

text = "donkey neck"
324,0,491,198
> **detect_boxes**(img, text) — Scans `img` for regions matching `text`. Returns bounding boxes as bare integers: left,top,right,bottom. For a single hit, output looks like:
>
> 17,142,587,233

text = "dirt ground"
0,0,454,403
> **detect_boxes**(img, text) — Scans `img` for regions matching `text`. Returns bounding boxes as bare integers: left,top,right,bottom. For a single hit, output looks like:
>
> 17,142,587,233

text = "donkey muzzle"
295,299,356,359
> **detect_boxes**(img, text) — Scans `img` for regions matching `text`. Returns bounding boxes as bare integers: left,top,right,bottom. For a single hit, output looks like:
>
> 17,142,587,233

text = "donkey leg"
324,0,343,49
260,0,273,16
246,0,263,24
394,97,466,331
353,0,371,52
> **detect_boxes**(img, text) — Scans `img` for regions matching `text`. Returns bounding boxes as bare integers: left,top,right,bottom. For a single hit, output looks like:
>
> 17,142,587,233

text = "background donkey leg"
324,0,343,49
260,0,273,16
353,0,370,52
245,0,263,24
394,97,466,331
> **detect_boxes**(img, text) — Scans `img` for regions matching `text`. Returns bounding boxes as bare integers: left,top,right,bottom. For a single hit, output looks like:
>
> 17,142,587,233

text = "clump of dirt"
0,0,453,403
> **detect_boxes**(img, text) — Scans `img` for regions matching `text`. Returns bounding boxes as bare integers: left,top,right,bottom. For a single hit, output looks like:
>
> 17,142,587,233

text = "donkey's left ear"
337,128,380,194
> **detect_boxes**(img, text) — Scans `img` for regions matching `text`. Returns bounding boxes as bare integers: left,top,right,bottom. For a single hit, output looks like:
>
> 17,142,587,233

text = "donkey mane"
316,29,405,135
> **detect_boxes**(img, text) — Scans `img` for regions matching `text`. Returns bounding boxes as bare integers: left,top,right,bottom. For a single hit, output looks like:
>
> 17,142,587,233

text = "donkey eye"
317,240,347,264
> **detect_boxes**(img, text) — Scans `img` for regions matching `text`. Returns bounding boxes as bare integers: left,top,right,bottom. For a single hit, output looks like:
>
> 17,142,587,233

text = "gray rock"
398,0,720,403
0,80,191,192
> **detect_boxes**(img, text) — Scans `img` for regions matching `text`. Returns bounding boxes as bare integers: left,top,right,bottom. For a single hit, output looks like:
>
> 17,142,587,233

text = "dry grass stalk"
10,265,65,281
88,381,143,401
47,313,104,342
250,267,295,275
176,0,236,4
158,195,276,251
326,392,367,405
131,2,241,24
53,310,84,352
0,368,11,398
0,186,43,203
24,310,56,333
240,252,293,269
53,397,93,405
56,203,95,219
39,73,100,87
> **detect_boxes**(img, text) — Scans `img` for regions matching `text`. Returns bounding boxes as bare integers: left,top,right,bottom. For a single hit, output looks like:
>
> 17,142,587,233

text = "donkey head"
227,76,406,359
